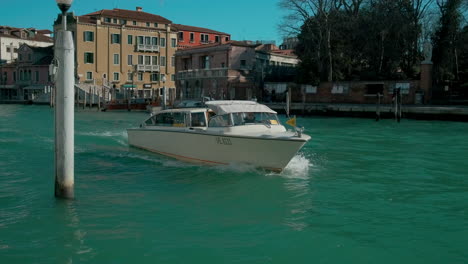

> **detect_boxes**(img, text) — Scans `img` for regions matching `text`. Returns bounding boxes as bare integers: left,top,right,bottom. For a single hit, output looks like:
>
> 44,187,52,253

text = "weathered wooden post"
376,93,381,121
82,89,86,110
97,90,101,111
54,0,75,199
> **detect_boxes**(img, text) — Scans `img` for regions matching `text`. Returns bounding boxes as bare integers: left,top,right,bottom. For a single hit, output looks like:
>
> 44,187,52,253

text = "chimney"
136,7,143,12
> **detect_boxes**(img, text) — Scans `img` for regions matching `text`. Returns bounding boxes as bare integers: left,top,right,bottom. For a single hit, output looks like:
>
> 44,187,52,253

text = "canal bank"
266,103,468,121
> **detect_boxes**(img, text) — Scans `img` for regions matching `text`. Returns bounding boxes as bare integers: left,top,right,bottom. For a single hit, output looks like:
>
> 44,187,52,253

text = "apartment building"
173,24,230,49
56,7,178,99
0,44,53,101
175,42,300,102
0,26,53,64
175,41,259,101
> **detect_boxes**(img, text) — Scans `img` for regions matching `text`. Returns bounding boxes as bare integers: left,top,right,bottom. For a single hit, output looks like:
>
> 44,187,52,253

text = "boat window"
208,114,231,127
191,112,206,127
145,112,187,127
231,112,280,126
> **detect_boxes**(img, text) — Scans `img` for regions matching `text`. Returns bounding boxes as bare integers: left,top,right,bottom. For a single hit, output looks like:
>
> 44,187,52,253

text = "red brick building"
175,41,258,100
172,24,230,49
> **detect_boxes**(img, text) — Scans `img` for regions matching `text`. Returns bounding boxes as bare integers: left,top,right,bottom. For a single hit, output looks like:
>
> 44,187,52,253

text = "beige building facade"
55,7,178,100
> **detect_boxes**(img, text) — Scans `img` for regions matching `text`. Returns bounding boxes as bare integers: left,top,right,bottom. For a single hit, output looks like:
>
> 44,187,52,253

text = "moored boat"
127,100,310,171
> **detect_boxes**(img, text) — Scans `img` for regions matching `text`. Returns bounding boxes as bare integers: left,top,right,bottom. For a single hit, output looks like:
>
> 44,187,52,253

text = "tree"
432,0,463,82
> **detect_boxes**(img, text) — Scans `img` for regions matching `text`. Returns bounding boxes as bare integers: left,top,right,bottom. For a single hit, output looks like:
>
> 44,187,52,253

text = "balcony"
177,68,228,79
137,64,160,72
136,44,159,53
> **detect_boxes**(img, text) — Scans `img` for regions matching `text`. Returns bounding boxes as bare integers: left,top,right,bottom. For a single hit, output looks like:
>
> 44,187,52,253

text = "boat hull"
127,128,309,171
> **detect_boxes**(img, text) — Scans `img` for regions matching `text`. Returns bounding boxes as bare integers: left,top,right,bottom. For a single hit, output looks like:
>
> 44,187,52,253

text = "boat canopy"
205,100,277,115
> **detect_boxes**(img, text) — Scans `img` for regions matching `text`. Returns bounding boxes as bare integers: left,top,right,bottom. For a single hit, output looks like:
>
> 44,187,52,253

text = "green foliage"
432,0,463,82
294,0,427,82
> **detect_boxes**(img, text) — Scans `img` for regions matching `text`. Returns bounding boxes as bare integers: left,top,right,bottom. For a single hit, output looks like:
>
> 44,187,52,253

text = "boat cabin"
142,101,283,130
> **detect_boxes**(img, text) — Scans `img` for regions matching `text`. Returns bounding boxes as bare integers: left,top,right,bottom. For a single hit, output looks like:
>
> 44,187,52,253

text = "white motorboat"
127,100,311,172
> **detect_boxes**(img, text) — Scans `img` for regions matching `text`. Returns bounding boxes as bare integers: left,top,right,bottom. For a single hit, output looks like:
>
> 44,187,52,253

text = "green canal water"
1,105,467,263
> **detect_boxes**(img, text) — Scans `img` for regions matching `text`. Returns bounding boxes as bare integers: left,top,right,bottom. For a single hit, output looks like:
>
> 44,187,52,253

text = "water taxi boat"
127,100,311,172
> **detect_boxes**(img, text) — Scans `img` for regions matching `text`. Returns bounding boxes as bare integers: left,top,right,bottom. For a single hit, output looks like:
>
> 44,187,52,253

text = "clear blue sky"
0,0,287,44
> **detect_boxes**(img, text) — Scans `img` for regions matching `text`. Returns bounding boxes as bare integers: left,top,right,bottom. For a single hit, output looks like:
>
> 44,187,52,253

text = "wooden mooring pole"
376,93,381,121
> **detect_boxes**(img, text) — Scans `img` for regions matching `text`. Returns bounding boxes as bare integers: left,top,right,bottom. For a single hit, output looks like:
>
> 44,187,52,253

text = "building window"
152,37,158,46
171,38,176,47
152,56,158,65
190,33,194,42
160,38,166,47
114,54,120,65
215,35,220,43
160,56,166,66
121,19,127,25
6,47,10,52
150,73,159,82
145,36,151,45
178,32,184,41
200,34,209,43
84,52,94,64
225,36,229,42
128,55,133,65
133,21,137,25
111,34,121,44
35,71,39,82
84,31,94,42
104,17,111,23
19,54,23,61
154,23,158,27
138,72,143,81
128,35,133,44
171,56,175,67
201,56,210,69
171,74,175,81
138,55,144,65
113,72,120,81
127,72,133,81
145,56,151,65
146,22,150,27
86,72,93,80
137,36,144,45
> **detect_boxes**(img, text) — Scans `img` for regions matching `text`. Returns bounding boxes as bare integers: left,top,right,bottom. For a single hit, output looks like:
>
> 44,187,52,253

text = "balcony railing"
177,68,228,79
136,44,160,52
137,64,160,72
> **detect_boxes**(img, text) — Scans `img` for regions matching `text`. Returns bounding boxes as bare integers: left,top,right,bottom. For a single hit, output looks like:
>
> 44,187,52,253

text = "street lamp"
56,0,73,31
54,0,75,199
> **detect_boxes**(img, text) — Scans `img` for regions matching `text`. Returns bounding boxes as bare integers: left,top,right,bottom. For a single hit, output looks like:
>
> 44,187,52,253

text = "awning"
205,100,277,115
122,84,137,88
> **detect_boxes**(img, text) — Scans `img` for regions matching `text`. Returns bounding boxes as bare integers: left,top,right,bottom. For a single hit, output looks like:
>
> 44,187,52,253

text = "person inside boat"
244,112,256,123
191,112,205,127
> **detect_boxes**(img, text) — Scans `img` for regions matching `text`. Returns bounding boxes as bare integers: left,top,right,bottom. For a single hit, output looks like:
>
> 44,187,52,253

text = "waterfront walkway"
265,103,468,121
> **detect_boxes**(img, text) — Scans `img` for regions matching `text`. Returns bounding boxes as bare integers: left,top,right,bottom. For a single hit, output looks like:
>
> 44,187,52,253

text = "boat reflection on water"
127,100,311,172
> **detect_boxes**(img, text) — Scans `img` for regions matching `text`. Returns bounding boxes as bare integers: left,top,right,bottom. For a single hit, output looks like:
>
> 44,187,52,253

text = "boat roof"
156,107,207,114
205,100,277,115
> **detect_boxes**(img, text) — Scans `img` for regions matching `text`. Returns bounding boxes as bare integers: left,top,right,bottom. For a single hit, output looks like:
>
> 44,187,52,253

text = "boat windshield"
208,112,280,127
145,112,187,127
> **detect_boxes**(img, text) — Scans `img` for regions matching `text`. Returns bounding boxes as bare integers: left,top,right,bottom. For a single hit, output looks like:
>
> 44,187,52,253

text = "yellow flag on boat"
286,116,296,127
